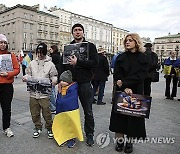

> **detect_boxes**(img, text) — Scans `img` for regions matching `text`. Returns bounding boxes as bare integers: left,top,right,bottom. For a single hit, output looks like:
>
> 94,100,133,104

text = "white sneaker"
33,128,41,138
4,128,14,137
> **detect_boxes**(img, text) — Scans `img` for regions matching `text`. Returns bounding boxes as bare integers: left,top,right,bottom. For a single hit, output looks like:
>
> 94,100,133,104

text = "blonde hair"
123,33,145,53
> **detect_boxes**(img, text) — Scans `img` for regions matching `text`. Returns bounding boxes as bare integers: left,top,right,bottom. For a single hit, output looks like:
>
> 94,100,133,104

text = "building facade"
0,4,60,54
154,33,180,61
0,4,129,55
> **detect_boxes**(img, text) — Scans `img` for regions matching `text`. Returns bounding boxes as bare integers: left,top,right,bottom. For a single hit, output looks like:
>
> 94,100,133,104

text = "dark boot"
115,141,124,152
97,101,106,105
124,142,133,153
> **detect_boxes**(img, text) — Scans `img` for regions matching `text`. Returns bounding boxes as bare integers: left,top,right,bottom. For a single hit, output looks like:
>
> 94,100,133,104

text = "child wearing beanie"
52,70,83,148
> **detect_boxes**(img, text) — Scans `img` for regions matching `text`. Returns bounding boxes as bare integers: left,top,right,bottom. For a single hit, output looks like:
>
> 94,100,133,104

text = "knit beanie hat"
71,23,84,34
36,42,47,55
0,34,8,42
60,70,73,83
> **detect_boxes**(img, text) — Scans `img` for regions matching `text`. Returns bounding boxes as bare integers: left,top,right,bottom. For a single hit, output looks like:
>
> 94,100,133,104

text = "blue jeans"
49,85,56,111
93,81,106,102
78,82,94,135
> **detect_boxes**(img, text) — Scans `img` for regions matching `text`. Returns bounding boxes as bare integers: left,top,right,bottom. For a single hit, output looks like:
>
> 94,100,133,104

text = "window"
24,13,27,19
12,32,15,39
39,24,42,29
23,22,27,29
30,33,33,40
23,42,27,50
30,23,33,30
30,14,33,20
30,43,33,50
23,32,27,39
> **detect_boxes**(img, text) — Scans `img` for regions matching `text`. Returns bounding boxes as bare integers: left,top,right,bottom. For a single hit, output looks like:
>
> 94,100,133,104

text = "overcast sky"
1,0,180,41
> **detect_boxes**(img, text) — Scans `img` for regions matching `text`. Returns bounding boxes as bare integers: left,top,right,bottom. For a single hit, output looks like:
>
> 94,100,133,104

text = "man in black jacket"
144,43,158,96
58,23,98,146
92,47,110,105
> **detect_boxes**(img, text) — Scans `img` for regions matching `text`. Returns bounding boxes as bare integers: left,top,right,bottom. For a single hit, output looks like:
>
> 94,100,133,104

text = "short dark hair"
71,23,84,34
36,42,47,55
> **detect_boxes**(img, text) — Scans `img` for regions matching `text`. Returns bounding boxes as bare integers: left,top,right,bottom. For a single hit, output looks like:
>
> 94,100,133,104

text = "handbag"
151,71,159,82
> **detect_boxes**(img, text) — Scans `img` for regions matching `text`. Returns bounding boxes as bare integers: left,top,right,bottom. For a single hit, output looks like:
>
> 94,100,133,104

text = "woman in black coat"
109,33,149,153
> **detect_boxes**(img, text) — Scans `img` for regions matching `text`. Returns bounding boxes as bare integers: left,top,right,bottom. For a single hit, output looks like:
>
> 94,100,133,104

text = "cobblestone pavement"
0,73,180,154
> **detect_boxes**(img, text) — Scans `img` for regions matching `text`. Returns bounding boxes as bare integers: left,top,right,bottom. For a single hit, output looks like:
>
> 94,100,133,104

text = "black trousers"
144,78,152,96
0,84,14,130
78,82,94,135
22,65,26,76
165,75,178,97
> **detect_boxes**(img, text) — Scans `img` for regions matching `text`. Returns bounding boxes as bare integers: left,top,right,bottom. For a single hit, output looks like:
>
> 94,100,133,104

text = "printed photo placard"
0,54,13,72
63,42,89,64
114,91,152,119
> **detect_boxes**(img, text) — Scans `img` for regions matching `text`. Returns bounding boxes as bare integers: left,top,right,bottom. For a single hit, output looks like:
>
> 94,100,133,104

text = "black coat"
145,50,158,78
58,38,98,83
50,51,61,71
109,51,149,138
93,53,110,81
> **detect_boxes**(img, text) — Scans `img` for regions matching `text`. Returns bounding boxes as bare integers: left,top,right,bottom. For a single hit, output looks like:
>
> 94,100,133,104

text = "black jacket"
50,51,61,71
145,49,158,78
58,38,98,83
93,53,110,81
114,51,149,94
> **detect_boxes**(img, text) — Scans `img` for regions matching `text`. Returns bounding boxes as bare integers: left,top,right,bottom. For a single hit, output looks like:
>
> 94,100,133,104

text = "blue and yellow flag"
24,52,33,67
52,83,84,146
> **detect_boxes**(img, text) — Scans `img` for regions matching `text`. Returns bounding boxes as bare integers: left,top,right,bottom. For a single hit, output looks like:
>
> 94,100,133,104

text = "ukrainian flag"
24,52,33,67
52,83,84,146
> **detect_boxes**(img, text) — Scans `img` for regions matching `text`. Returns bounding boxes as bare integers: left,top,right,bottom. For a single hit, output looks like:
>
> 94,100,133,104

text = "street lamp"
161,46,164,63
175,45,179,58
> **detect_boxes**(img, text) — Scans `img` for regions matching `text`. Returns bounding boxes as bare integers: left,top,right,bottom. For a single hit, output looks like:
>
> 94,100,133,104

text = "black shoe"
170,97,174,100
97,101,106,105
86,134,94,146
67,139,76,148
178,99,180,101
124,143,133,153
166,97,170,99
115,142,124,152
92,99,97,104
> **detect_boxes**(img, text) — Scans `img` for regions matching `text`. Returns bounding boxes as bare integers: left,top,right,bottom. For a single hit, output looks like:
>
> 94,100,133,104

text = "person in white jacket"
22,43,57,139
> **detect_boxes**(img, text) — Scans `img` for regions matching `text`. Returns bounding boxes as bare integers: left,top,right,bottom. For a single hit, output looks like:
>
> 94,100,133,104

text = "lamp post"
161,46,164,63
175,45,179,58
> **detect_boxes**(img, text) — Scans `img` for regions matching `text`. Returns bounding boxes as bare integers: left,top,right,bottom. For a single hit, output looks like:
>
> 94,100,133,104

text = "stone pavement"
0,73,180,154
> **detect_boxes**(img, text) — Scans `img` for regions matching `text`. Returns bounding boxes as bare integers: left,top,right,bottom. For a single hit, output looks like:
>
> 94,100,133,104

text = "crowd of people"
0,23,180,154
